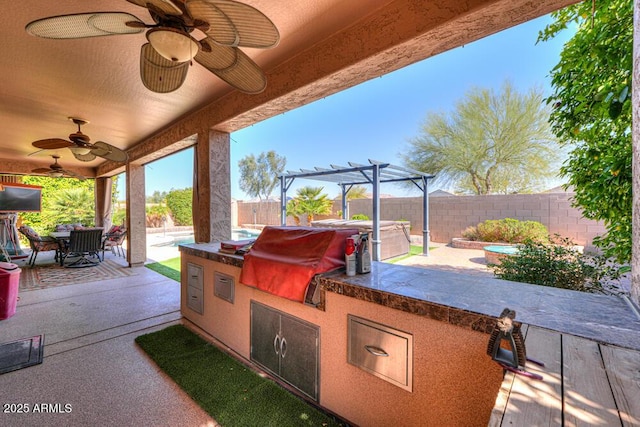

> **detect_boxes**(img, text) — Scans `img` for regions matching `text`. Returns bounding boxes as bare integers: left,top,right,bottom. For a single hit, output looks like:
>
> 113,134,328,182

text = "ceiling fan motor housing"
69,131,90,145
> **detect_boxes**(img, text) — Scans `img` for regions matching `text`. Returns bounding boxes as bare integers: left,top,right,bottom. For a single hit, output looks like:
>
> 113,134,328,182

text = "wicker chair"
18,225,60,267
60,228,104,267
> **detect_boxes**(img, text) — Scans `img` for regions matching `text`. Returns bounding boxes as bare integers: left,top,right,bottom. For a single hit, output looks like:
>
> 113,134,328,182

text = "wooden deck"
489,325,640,426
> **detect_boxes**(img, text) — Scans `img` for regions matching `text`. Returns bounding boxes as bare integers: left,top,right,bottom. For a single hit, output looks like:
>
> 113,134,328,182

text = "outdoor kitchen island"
178,241,640,427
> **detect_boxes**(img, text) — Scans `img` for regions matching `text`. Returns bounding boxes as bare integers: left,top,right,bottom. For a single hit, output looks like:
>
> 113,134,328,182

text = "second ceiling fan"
32,117,128,163
25,0,280,94
31,155,85,180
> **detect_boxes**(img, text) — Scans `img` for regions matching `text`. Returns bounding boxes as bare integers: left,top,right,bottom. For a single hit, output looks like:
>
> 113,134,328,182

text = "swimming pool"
166,229,260,247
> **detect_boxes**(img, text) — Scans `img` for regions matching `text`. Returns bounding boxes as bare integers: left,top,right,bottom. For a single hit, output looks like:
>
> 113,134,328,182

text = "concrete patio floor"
0,245,217,427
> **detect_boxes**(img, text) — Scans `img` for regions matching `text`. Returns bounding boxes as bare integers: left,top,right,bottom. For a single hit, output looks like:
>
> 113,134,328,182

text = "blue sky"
131,14,573,201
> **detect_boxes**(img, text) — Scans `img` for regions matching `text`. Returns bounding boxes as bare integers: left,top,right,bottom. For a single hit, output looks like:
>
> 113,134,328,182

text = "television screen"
0,183,42,212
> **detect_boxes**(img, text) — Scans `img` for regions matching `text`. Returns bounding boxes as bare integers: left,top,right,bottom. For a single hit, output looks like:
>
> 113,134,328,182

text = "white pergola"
279,159,435,261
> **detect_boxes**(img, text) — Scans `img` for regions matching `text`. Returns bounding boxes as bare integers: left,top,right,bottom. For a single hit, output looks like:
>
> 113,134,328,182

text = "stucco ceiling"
0,0,576,179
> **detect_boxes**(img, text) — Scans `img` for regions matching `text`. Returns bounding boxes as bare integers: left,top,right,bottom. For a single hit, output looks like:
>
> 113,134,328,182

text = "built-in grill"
240,226,359,302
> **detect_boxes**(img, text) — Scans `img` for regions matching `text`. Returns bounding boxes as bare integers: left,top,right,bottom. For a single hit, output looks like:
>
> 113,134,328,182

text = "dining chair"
60,228,104,267
18,225,60,267
102,226,127,260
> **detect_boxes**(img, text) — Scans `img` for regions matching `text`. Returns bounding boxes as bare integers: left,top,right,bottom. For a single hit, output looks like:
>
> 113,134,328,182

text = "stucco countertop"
179,243,640,351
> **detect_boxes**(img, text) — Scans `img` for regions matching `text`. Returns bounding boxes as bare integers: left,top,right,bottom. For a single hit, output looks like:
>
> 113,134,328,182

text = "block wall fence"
234,192,606,250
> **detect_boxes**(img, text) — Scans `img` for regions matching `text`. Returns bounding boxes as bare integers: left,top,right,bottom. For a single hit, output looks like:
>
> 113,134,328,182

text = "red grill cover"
240,226,359,302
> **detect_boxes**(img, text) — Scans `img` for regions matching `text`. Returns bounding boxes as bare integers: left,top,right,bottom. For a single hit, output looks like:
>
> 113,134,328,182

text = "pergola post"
371,163,381,261
280,175,287,226
422,176,430,256
341,184,348,220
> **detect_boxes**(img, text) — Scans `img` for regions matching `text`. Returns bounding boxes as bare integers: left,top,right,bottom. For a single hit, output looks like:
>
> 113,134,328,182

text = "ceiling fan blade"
32,138,74,150
195,38,266,94
31,168,52,174
26,13,145,39
27,149,47,157
127,0,183,16
91,141,128,163
71,150,97,162
186,0,279,48
140,43,189,93
60,169,86,181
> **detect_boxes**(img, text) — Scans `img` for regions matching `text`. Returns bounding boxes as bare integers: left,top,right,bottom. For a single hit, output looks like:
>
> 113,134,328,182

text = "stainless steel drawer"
214,271,234,303
348,315,413,391
187,285,203,314
187,263,203,290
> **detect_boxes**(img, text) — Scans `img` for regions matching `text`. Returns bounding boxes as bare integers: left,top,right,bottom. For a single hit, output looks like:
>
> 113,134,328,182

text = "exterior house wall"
236,192,607,250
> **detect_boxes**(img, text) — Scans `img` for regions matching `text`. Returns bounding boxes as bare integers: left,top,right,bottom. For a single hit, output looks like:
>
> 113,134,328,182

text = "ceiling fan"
25,0,280,94
31,155,86,180
31,117,128,163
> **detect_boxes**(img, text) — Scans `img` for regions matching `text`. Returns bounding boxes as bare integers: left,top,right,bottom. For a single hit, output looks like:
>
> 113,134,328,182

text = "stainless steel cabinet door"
250,301,281,376
250,300,319,401
280,314,319,400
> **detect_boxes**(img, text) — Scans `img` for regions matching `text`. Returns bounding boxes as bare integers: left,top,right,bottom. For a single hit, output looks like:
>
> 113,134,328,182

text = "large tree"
403,81,560,195
238,150,286,200
539,0,632,263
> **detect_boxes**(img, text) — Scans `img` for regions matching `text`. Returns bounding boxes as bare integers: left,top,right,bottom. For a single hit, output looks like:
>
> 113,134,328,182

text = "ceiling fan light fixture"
50,171,64,178
146,27,198,63
69,146,92,155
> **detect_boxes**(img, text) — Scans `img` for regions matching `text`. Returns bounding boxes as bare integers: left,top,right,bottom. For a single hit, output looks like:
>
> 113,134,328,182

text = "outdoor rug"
19,260,137,291
0,335,44,375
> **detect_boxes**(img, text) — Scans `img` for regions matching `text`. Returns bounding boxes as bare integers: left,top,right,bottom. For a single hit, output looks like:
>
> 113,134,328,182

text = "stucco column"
193,129,231,242
126,162,146,267
632,0,640,306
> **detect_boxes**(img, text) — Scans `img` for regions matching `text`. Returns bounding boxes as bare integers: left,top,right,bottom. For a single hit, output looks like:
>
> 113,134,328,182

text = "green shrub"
462,218,548,243
351,214,369,220
491,235,626,295
112,207,126,226
146,204,169,227
165,188,193,226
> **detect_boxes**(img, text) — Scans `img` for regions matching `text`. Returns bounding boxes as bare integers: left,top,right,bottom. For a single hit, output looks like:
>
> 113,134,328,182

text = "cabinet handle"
280,337,287,358
365,345,389,357
273,334,280,355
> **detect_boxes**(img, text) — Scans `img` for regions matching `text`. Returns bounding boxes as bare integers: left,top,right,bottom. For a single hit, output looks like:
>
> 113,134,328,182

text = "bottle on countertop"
356,233,371,274
345,237,356,276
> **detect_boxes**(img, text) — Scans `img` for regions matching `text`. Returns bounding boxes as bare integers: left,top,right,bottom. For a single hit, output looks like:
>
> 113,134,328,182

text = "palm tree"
286,198,304,225
49,187,95,226
291,186,333,224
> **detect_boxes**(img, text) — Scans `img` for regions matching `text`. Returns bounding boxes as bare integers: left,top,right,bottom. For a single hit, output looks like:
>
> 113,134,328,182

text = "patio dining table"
49,231,71,240
48,231,70,266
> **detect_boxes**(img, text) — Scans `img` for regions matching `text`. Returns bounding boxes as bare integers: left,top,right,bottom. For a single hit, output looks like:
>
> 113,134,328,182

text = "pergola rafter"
279,159,435,260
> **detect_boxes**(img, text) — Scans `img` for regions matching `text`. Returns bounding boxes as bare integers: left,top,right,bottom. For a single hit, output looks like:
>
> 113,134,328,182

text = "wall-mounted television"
0,183,42,212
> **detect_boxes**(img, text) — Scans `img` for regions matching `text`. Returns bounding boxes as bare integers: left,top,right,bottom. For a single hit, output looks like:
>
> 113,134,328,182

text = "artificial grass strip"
135,325,344,427
145,257,181,282
386,245,436,263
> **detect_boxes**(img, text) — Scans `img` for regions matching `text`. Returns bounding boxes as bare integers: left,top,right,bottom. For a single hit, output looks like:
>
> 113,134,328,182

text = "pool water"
483,245,519,255
170,229,260,246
